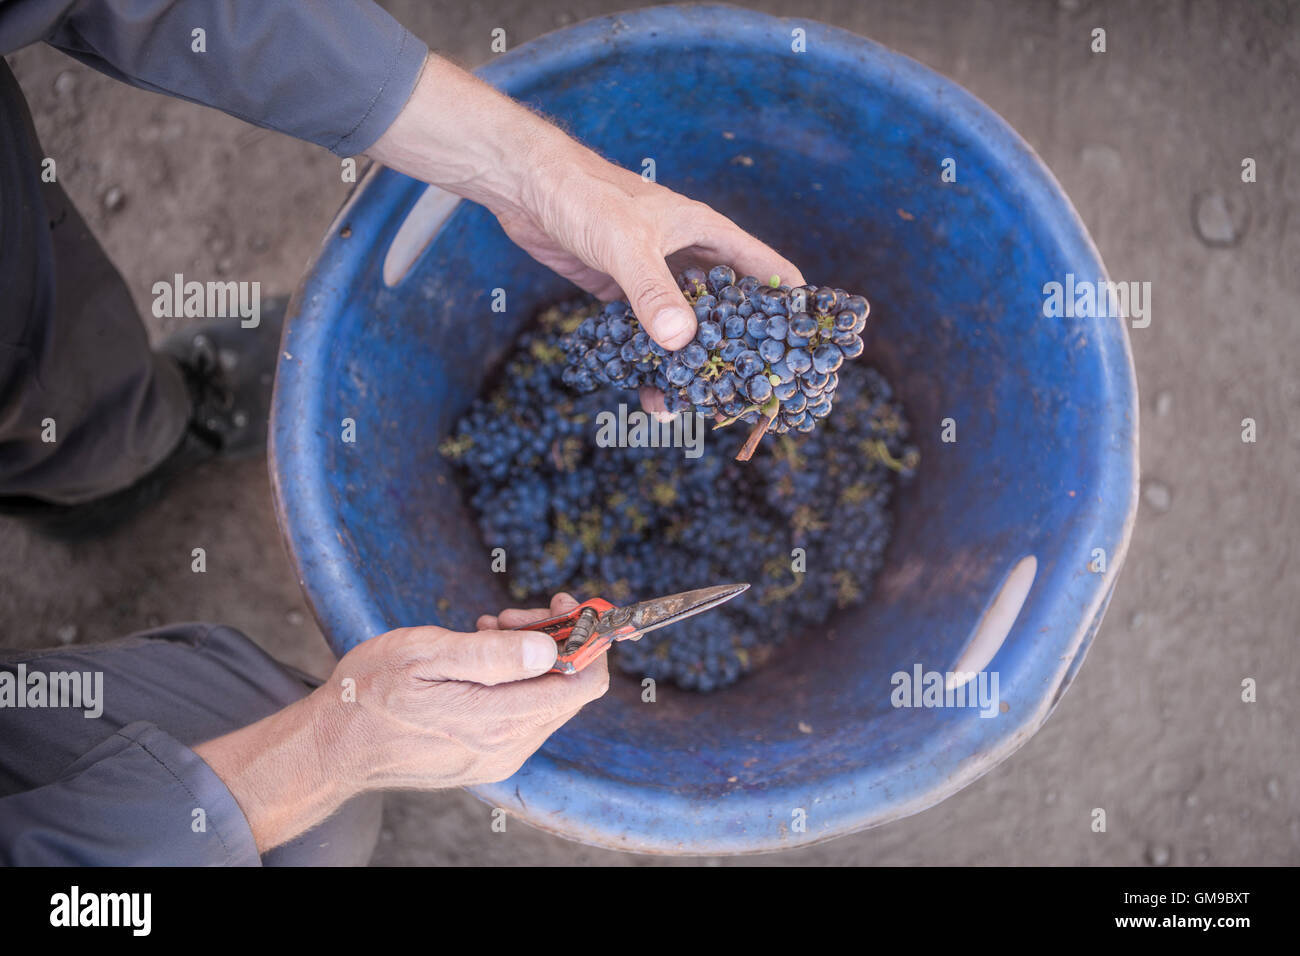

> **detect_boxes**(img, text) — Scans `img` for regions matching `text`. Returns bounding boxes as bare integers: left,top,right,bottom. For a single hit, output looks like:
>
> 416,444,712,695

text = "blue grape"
697,320,723,349
802,370,830,390
734,350,763,379
812,344,843,374
758,338,785,363
746,375,773,402
769,357,795,384
681,342,709,370
711,375,737,403
773,380,799,401
686,379,712,405
790,313,818,339
707,265,736,292
720,339,745,363
786,348,812,374
666,361,694,387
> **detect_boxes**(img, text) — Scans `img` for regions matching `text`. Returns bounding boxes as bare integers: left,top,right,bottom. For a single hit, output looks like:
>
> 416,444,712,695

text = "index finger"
674,209,806,289
478,592,580,631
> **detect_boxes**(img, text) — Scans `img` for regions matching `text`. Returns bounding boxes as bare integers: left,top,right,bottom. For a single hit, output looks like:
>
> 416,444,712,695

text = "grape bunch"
441,300,919,692
560,265,870,459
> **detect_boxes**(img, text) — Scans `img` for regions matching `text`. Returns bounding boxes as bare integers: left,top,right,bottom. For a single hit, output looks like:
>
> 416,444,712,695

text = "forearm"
367,54,594,217
194,691,353,855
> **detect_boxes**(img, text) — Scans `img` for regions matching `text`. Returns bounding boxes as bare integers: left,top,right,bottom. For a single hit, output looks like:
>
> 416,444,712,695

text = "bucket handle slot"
382,184,462,287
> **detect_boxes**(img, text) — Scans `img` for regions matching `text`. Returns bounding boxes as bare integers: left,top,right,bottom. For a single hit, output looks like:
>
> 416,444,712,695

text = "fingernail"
652,306,694,347
521,632,558,672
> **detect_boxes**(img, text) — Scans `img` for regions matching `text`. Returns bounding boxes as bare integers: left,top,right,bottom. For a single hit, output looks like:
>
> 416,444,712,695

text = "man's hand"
327,592,607,791
367,55,804,352
195,593,607,854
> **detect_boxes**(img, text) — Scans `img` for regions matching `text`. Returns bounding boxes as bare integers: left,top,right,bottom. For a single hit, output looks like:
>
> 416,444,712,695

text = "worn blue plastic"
271,5,1138,853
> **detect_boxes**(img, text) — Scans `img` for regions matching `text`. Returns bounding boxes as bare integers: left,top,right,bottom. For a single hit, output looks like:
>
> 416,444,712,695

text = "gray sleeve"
0,720,261,866
0,0,428,156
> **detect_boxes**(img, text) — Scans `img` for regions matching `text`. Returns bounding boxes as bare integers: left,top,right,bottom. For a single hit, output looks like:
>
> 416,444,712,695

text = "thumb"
613,252,696,350
403,628,558,685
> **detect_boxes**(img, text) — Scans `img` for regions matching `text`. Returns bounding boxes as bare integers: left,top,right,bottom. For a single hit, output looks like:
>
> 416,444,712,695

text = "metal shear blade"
599,583,751,642
514,583,750,675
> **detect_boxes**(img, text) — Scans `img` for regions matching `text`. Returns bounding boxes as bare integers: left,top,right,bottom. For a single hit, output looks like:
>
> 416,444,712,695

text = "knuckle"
467,636,508,678
627,271,670,309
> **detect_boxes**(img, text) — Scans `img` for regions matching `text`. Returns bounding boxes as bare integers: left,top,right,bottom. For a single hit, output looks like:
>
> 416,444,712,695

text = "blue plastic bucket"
271,5,1138,853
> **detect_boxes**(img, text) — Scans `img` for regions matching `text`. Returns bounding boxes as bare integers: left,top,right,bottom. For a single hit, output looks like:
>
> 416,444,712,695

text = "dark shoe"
0,297,288,539
160,295,287,459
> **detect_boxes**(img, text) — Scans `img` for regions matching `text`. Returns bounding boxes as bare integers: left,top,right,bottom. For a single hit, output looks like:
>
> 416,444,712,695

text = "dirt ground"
3,0,1297,865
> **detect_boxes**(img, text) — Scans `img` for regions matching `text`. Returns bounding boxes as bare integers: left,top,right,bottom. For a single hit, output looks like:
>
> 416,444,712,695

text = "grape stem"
735,394,781,462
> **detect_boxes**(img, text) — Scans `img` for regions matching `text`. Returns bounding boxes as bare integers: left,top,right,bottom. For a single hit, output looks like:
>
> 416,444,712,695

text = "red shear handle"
510,598,616,675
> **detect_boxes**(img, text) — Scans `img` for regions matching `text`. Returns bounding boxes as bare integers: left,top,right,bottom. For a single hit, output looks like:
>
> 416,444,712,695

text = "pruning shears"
512,583,750,675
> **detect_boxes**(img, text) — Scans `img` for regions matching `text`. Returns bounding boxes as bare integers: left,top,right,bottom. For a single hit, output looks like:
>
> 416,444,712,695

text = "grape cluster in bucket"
442,279,918,692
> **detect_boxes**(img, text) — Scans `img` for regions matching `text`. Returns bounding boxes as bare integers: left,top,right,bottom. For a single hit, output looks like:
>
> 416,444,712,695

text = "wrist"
367,53,580,220
195,689,356,854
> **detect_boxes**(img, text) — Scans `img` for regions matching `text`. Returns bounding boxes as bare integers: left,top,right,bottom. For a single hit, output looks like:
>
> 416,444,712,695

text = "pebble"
1192,189,1249,247
797,721,813,735
53,71,77,96
286,609,305,626
1079,143,1123,176
56,624,78,645
102,185,126,213
1145,843,1172,866
1154,390,1172,417
1129,611,1144,629
1266,777,1281,800
1143,480,1172,513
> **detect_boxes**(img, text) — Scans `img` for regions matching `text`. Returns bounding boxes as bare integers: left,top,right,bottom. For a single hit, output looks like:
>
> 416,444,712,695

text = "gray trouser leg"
0,625,382,866
0,59,189,504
